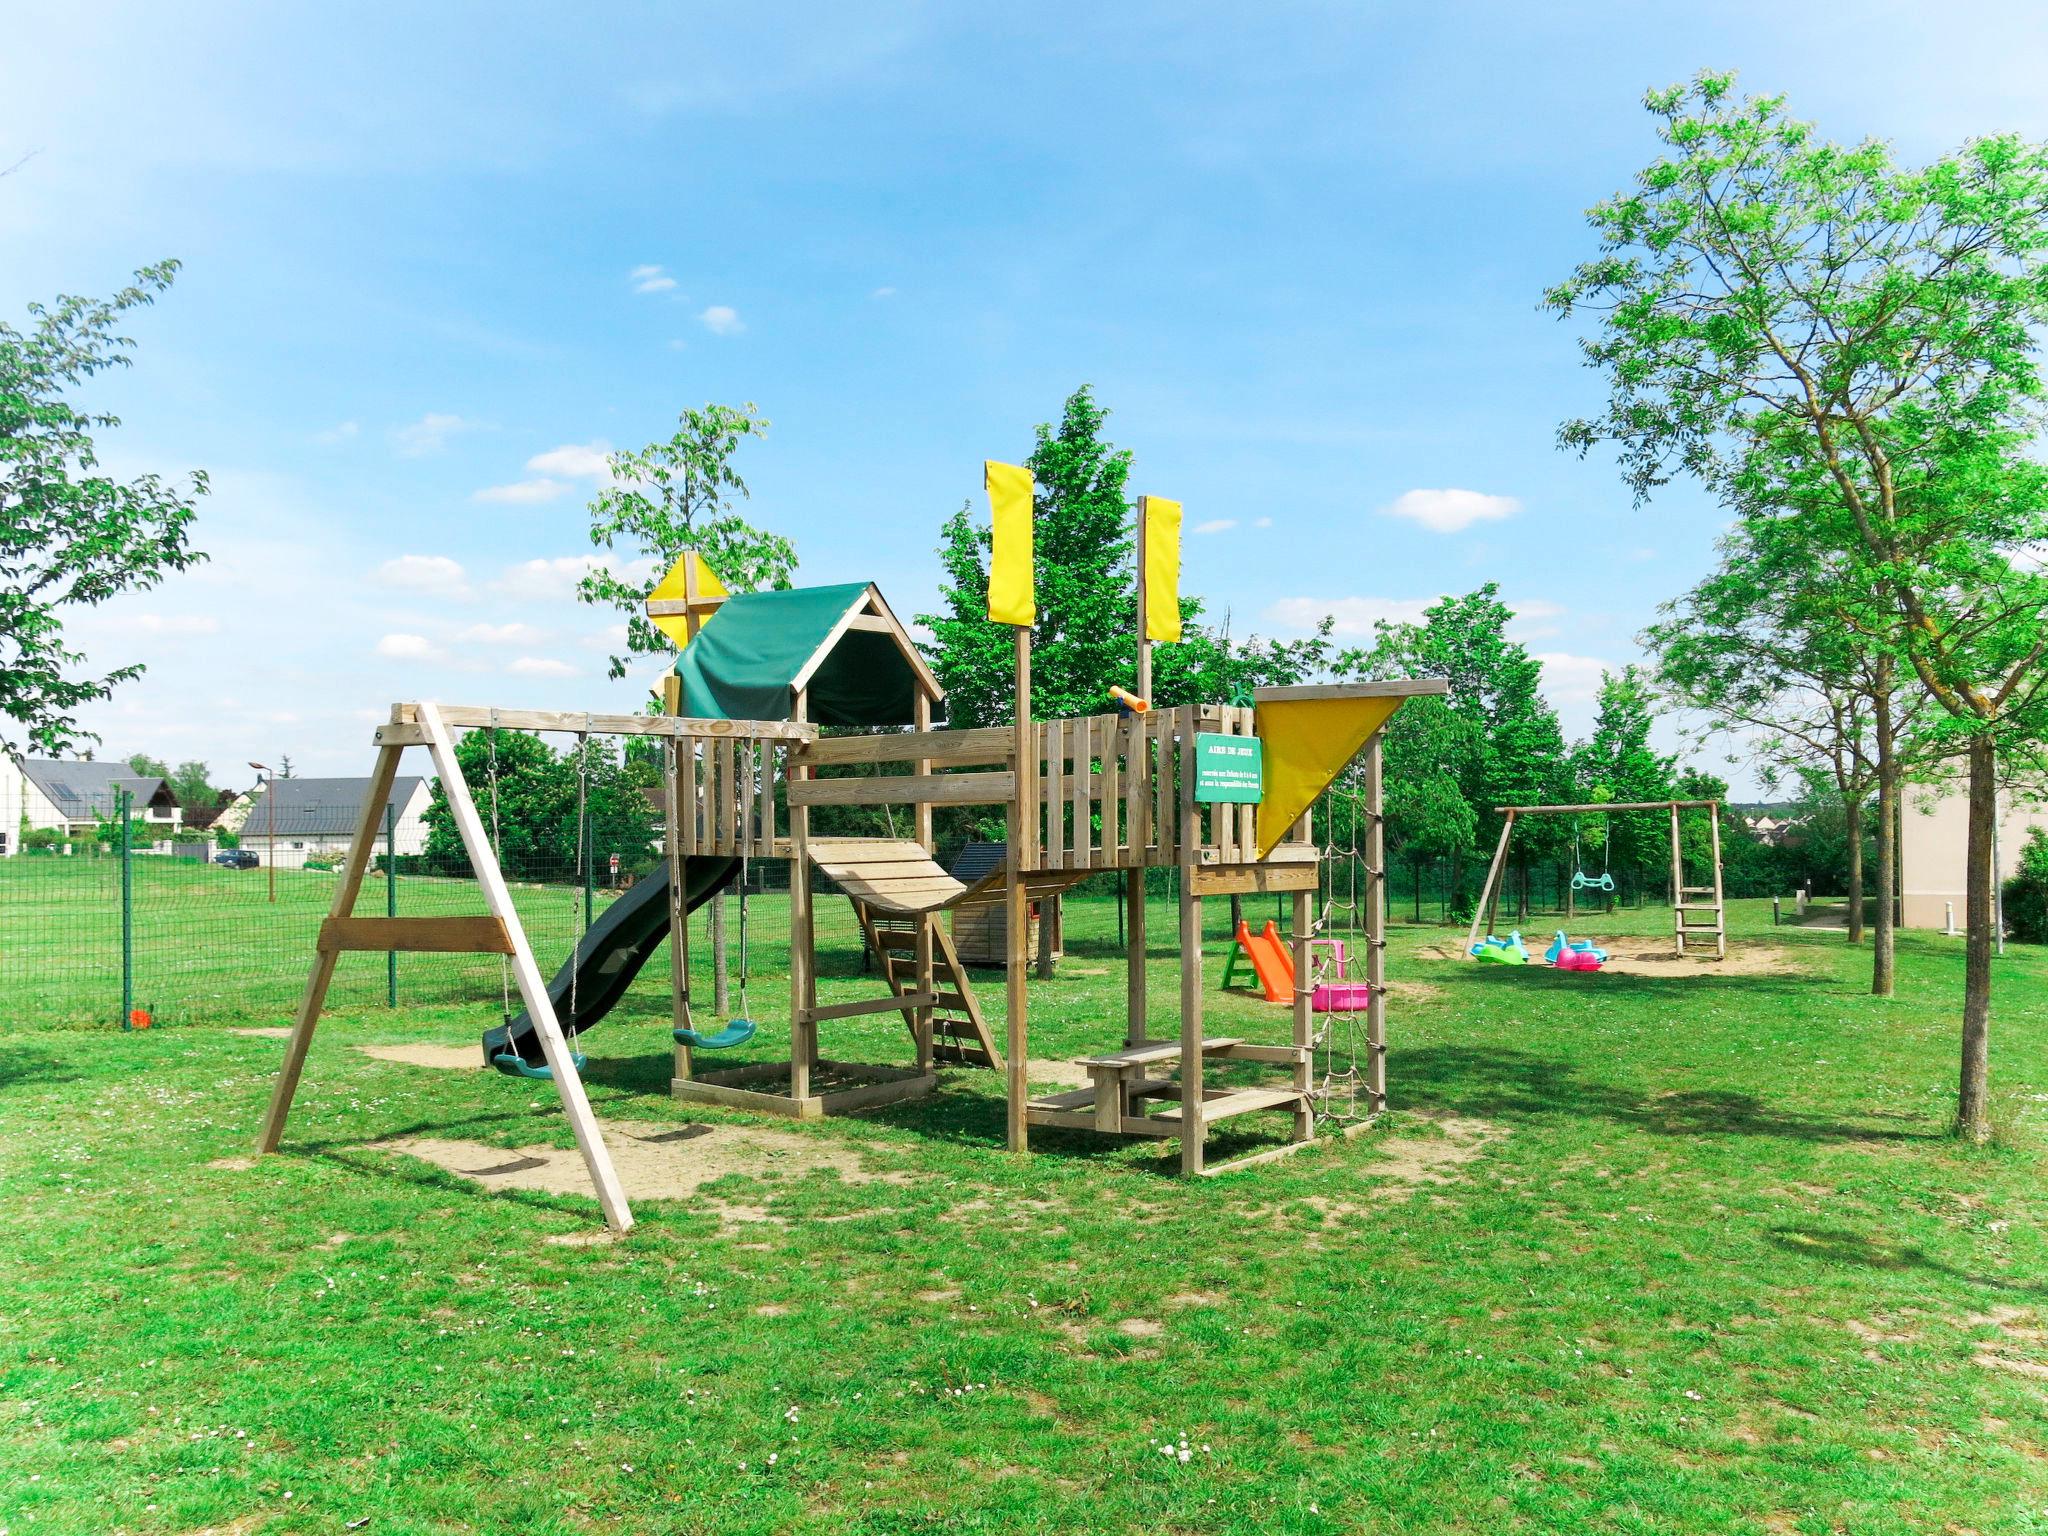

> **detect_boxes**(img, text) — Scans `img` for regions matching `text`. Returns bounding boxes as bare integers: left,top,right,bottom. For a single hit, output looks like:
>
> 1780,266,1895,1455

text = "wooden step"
1076,1037,1244,1070
1680,886,1717,896
1679,923,1725,934
1027,1085,1099,1112
1151,1086,1305,1126
933,1045,996,1067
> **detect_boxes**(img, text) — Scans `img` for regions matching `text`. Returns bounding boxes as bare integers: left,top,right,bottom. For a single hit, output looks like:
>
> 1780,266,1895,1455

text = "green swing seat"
673,1018,757,1051
490,1047,589,1080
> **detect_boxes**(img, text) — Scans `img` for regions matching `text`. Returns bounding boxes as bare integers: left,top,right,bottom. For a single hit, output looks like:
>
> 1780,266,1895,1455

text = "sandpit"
364,1118,908,1210
357,1042,485,1071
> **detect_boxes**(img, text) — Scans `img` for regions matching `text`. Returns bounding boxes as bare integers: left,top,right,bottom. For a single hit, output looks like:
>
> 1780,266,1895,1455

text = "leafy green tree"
1547,70,2048,1138
2002,828,2048,946
1371,696,1479,915
423,731,657,884
168,760,218,808
578,402,797,681
127,753,171,780
2,263,208,754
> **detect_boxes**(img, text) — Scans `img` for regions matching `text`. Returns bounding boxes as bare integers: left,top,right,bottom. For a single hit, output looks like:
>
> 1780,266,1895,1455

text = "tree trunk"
1870,674,1897,996
710,890,729,1014
1034,895,1056,979
1843,797,1865,944
1958,734,1996,1142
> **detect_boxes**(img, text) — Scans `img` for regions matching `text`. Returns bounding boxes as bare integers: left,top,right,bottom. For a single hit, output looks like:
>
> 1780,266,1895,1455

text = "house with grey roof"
219,775,431,868
2,758,181,853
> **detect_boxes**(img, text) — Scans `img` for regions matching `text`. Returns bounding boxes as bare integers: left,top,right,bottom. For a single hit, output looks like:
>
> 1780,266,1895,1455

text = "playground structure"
1463,799,1728,963
257,478,1445,1230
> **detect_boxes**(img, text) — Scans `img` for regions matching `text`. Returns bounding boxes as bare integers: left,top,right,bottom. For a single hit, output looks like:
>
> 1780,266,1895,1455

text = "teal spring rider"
1569,809,1615,895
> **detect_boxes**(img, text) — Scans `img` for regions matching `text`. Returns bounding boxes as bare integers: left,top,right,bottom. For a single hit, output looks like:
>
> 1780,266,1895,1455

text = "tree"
1547,71,2048,1138
578,402,796,681
278,754,296,779
422,730,656,885
168,760,217,808
127,753,171,780
1372,696,1480,915
1,263,207,754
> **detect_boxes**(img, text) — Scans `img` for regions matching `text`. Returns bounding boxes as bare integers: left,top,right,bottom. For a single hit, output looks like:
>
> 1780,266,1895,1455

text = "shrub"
2002,828,2048,946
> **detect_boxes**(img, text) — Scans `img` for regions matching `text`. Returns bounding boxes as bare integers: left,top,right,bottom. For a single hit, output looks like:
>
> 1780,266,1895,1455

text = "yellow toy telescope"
1108,685,1150,715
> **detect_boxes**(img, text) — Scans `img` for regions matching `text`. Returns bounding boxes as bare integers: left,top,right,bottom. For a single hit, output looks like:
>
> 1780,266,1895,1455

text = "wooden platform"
670,1059,935,1120
1024,1034,1314,1166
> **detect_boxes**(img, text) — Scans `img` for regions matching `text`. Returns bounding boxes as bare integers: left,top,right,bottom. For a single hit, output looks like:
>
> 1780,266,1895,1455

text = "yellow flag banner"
1142,496,1182,643
1253,693,1404,858
646,551,729,649
986,459,1036,627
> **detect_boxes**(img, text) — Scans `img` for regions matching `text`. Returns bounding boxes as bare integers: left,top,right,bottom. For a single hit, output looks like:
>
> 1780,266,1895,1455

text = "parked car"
214,850,260,869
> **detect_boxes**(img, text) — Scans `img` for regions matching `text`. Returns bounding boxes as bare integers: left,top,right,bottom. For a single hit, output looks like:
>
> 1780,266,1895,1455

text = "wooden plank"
1101,721,1120,865
789,689,815,1103
317,915,513,954
1077,1036,1244,1068
1152,1086,1305,1126
1152,711,1174,860
788,771,1016,808
1496,799,1722,815
1189,862,1320,897
1179,707,1204,1177
414,701,634,1232
375,722,429,747
257,739,404,1158
1045,719,1064,871
666,739,693,1084
758,742,776,858
1251,680,1450,702
1025,1107,1181,1139
401,703,812,740
1006,627,1031,1153
1708,801,1727,961
1124,715,1147,859
1464,810,1516,961
1071,716,1092,870
794,726,1013,768
678,736,697,856
805,992,939,1022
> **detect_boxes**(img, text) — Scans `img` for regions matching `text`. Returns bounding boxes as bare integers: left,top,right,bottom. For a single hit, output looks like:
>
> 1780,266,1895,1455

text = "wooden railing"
676,733,799,859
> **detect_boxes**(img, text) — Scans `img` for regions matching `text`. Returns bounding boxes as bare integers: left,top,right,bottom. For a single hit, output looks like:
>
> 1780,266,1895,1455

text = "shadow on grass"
1397,1043,1928,1147
1766,1223,2048,1296
0,1044,80,1091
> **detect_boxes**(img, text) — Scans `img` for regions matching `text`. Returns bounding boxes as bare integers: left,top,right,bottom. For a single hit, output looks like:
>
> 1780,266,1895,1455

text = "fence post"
119,789,134,1029
385,801,399,1007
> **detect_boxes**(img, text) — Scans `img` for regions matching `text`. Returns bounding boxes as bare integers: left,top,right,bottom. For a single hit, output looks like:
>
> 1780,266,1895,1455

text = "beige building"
1901,780,2048,931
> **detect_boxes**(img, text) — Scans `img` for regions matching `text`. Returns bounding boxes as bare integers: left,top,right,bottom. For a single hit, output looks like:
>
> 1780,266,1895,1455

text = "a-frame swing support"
256,702,638,1232
1462,799,1727,962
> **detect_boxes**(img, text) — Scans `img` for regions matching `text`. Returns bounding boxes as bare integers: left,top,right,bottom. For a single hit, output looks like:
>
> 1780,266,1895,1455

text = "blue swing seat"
674,1018,757,1051
1569,869,1615,893
490,1048,588,1081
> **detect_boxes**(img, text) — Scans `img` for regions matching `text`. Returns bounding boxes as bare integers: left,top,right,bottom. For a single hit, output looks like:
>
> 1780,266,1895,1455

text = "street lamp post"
249,761,276,904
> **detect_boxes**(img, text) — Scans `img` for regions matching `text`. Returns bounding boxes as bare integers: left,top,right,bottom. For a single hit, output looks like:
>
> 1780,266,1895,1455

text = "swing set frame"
1462,799,1727,963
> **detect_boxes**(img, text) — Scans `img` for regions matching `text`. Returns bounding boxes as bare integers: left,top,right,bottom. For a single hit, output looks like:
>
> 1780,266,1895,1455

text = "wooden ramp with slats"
808,837,1096,916
849,900,1003,1069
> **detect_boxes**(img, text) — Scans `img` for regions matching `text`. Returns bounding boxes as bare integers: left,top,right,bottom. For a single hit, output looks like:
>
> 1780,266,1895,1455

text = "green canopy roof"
672,582,929,727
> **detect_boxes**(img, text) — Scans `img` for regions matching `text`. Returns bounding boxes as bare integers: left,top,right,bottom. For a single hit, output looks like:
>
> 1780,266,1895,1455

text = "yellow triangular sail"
1254,695,1403,858
648,552,729,648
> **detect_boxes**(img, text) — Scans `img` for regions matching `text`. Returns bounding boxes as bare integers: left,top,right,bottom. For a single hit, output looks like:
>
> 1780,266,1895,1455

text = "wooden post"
666,737,693,1084
1127,497,1154,1048
416,702,633,1231
1177,706,1205,1176
258,737,405,1156
790,688,816,1102
1669,801,1685,956
912,689,935,1071
1290,887,1313,1142
1463,810,1516,960
1708,800,1727,960
1363,732,1388,1114
1005,626,1032,1153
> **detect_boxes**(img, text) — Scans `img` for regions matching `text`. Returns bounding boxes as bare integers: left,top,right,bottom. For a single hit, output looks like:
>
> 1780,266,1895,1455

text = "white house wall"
1901,784,2048,931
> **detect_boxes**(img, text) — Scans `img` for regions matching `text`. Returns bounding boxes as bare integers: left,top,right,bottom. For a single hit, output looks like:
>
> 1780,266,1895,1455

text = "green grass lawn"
3,895,2046,1534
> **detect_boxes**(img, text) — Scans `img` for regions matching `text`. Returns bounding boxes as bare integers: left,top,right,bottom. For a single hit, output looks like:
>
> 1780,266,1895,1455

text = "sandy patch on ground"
364,1118,908,1218
357,1042,484,1071
1027,1059,1095,1089
1417,941,1807,978
226,1027,293,1039
1364,1114,1507,1194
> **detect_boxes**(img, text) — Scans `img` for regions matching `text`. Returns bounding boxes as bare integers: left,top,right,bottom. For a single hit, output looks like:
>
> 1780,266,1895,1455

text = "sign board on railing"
1193,732,1263,804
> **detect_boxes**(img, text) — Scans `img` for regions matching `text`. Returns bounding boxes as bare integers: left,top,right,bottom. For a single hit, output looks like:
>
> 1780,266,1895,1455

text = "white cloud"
457,621,547,646
509,656,577,678
313,421,359,445
667,338,689,351
373,553,473,600
392,412,483,458
525,441,614,480
871,285,897,299
1380,487,1520,534
118,613,222,636
631,264,678,294
1193,518,1237,535
1627,547,1658,562
494,554,653,602
698,304,744,335
1252,516,1273,529
1263,595,1435,636
473,477,568,505
1533,651,1616,705
376,633,445,661
1506,597,1567,641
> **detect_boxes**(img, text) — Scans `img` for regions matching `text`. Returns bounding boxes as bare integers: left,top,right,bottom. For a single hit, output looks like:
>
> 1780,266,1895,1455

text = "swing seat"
673,1018,757,1051
1312,981,1375,1012
491,1049,588,1081
1569,869,1616,894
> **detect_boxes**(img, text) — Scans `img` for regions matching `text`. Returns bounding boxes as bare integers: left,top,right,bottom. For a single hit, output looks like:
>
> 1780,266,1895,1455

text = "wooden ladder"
849,899,1004,1070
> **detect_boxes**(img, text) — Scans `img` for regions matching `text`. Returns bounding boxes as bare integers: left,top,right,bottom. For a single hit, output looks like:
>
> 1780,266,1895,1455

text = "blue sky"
6,2,2045,790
